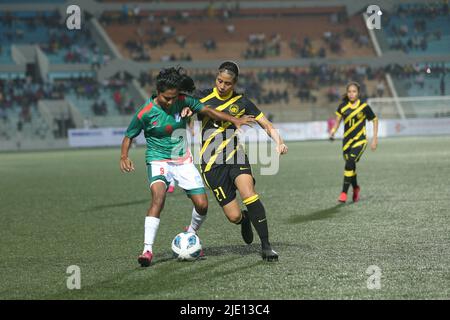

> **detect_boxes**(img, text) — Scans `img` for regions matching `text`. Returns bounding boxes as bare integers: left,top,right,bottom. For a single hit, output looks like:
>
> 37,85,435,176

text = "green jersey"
125,94,204,163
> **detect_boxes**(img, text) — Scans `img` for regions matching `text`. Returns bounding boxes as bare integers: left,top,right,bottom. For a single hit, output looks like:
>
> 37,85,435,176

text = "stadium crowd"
385,2,449,54
101,5,371,62
0,10,110,66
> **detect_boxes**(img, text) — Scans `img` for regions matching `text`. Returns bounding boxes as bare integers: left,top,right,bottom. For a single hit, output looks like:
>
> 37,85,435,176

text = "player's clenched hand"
181,107,193,118
277,143,288,155
371,138,378,151
329,133,335,141
233,115,255,129
329,128,336,141
120,157,135,173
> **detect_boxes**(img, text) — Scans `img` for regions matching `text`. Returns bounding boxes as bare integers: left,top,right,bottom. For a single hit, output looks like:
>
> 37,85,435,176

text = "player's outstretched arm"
256,115,288,155
371,118,379,151
120,136,135,173
329,115,342,141
199,106,256,129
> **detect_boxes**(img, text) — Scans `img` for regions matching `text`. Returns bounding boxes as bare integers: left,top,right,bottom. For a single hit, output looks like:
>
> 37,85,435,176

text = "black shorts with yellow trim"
201,162,255,207
343,139,368,162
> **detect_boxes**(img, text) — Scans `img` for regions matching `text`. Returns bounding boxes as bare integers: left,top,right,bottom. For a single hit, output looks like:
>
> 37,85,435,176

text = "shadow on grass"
86,199,149,212
205,242,312,257
205,243,260,257
45,242,305,299
287,203,349,224
86,191,191,212
47,254,256,299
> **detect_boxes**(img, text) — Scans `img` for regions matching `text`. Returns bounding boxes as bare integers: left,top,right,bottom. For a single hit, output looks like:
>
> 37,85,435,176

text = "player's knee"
195,200,208,216
227,212,242,224
192,194,208,215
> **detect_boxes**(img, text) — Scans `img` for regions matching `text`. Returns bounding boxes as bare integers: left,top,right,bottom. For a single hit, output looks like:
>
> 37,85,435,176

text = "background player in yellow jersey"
329,82,379,203
187,61,288,261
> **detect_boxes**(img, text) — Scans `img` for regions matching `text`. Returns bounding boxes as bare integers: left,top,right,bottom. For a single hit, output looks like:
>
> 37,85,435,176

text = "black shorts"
343,140,368,162
201,163,255,207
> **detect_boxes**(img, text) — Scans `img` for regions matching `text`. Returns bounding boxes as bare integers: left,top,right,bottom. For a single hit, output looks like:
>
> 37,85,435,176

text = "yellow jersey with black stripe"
336,99,377,151
194,87,264,172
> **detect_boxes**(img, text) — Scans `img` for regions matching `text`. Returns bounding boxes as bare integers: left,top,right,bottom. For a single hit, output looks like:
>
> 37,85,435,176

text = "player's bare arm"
120,136,135,173
329,115,342,140
200,106,256,129
256,115,288,155
371,118,379,151
180,106,255,129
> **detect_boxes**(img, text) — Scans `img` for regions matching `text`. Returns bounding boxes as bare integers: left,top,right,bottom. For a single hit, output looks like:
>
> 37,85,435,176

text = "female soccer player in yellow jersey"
329,82,379,203
185,61,288,261
120,67,254,267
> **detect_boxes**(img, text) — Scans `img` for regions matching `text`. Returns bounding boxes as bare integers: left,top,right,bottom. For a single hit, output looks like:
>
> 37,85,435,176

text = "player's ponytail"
342,81,361,102
156,67,196,93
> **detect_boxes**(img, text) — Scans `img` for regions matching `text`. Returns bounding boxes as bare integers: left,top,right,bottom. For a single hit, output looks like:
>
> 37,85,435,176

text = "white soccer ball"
171,232,202,261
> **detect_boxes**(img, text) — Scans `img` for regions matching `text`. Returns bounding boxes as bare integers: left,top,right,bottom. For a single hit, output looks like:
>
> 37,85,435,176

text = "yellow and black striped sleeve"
243,97,264,120
335,102,345,118
364,105,377,121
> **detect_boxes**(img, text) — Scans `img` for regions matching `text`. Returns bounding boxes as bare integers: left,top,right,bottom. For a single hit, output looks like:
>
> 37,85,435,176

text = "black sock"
342,176,352,193
243,195,270,249
351,174,358,188
343,158,356,193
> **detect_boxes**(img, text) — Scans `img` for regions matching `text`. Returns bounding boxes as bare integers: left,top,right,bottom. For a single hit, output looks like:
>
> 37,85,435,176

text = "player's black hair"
218,61,239,81
156,67,196,93
342,81,361,102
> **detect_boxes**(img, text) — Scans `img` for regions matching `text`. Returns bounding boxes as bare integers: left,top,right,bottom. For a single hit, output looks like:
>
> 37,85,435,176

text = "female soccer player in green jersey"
329,82,379,203
120,67,254,267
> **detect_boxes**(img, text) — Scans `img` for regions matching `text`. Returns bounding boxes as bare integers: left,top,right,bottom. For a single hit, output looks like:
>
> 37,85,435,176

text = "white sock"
144,216,160,253
187,207,207,233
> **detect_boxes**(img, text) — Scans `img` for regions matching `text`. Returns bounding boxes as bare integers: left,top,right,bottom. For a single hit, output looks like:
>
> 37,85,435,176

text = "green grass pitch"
0,137,449,299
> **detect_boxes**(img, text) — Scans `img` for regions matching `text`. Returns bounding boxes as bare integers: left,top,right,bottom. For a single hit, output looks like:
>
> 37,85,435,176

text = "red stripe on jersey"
178,94,185,101
137,103,153,120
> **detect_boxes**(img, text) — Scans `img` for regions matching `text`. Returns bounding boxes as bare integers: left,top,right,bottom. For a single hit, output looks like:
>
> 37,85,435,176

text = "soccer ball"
171,232,202,261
